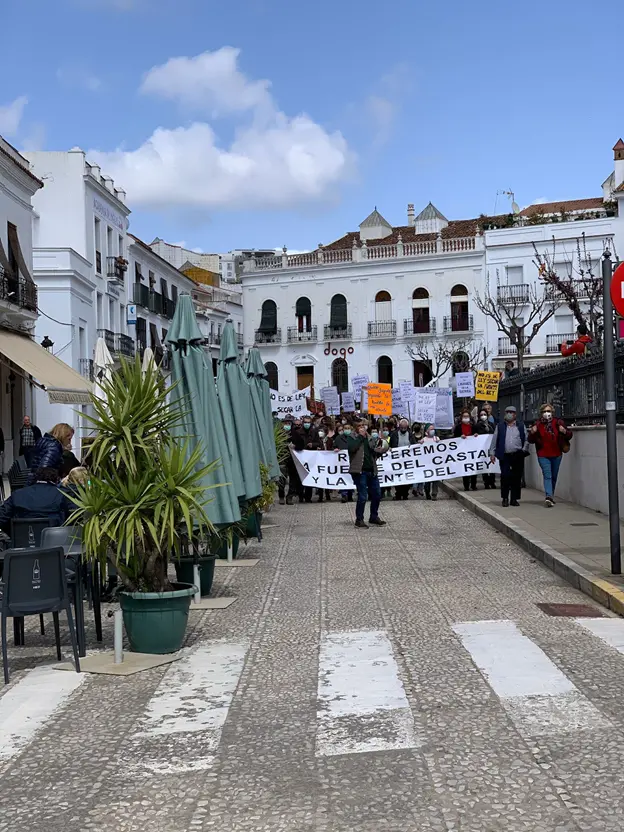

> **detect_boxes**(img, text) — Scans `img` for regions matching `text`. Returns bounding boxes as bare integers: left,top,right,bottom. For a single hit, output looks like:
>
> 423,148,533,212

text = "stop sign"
610,263,624,316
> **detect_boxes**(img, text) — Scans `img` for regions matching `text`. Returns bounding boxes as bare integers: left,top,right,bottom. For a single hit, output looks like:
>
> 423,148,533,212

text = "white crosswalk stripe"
576,617,624,652
316,630,419,757
453,620,609,736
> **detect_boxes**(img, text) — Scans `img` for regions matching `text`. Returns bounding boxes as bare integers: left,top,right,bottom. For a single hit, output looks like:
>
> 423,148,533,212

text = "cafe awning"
0,330,92,404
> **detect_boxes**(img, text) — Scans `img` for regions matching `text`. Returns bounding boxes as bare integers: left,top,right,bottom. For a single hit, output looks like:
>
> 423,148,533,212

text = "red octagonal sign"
611,262,624,317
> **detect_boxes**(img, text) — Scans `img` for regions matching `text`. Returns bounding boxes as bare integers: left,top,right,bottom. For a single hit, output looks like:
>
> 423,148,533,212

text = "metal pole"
602,251,621,574
113,609,124,664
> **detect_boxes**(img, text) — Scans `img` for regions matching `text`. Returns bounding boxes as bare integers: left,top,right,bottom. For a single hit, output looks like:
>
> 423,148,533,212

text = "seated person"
0,467,71,534
60,466,89,504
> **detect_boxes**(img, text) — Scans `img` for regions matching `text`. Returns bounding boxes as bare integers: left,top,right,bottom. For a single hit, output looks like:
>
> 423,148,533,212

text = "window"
118,234,124,258
329,294,347,331
374,290,392,321
135,262,142,281
109,298,115,331
377,355,393,386
96,292,103,330
265,361,279,390
148,270,155,288
295,296,311,332
450,284,469,332
259,299,277,334
160,278,168,299
412,287,430,334
94,218,101,273
506,265,523,285
162,328,168,342
136,317,147,351
107,226,113,259
119,305,126,334
171,285,178,305
413,360,432,388
331,357,349,393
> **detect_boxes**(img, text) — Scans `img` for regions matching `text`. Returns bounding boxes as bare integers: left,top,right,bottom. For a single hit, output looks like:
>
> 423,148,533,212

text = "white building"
192,280,244,374
149,238,220,274
220,248,279,284
242,205,492,395
25,148,131,437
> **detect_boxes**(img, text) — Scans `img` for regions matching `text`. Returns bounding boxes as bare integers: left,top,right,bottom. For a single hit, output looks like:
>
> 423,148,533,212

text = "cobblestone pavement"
3,493,624,831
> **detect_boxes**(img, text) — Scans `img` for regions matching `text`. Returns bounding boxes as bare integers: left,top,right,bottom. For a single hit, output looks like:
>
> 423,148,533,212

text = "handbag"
557,420,571,453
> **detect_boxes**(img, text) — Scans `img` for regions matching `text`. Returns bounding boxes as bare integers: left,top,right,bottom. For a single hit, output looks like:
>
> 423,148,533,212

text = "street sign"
610,263,624,317
127,304,137,325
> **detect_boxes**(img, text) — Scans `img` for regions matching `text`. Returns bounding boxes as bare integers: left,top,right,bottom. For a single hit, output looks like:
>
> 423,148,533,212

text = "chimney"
614,139,624,189
407,203,415,227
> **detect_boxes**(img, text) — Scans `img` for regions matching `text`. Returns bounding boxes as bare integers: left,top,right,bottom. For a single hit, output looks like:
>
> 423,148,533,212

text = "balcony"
107,256,127,282
497,284,530,305
115,332,135,358
236,332,244,348
323,323,352,341
443,314,474,334
148,290,163,316
545,279,597,301
162,297,176,319
546,333,576,353
498,337,530,356
97,328,115,354
134,282,149,308
79,358,94,381
367,320,397,339
403,317,436,337
0,268,37,312
254,329,281,345
287,325,318,343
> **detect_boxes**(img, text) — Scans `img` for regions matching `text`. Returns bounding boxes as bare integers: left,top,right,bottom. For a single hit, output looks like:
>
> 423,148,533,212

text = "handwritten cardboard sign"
475,371,500,402
365,383,392,416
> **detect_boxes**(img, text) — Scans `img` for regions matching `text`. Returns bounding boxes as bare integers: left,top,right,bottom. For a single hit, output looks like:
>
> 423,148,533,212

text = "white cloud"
90,48,352,211
363,65,410,149
56,67,103,92
0,96,28,138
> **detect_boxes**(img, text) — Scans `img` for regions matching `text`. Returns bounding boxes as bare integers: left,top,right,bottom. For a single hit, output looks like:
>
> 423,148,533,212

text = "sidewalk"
443,479,624,617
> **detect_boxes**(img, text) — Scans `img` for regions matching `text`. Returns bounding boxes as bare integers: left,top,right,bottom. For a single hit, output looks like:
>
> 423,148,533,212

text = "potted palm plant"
69,357,216,654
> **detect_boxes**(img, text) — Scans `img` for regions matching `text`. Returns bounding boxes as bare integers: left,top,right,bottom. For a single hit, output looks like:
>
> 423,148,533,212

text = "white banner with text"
376,435,500,485
291,449,356,490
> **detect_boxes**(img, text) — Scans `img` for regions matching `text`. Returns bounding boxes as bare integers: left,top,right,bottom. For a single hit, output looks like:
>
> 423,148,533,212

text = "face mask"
283,424,291,432
400,426,408,432
462,417,470,424
427,429,435,437
371,431,379,439
505,413,515,422
480,415,488,421
303,423,311,430
343,429,352,436
318,431,325,438
341,420,347,425
382,430,389,437
543,411,553,421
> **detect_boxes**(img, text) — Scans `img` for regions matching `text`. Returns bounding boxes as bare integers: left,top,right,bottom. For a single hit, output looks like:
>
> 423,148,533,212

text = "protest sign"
365,383,392,416
417,387,454,429
455,372,475,399
352,374,369,401
399,381,415,403
341,392,356,413
392,388,404,415
270,387,310,418
376,435,499,486
291,449,356,490
414,390,437,424
475,371,500,402
321,386,341,415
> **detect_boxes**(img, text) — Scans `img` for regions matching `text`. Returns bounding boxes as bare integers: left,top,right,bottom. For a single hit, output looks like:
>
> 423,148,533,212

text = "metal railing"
497,284,530,305
546,333,576,353
0,267,37,312
162,297,176,319
403,317,436,336
107,256,126,281
254,328,281,344
323,323,352,341
287,325,318,343
134,282,149,308
97,328,115,354
443,314,474,333
79,358,94,381
115,333,135,357
498,337,530,356
148,291,163,316
367,320,397,338
545,279,598,301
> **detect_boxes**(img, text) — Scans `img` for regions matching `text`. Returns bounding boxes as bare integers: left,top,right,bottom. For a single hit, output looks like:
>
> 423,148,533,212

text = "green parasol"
245,347,280,480
166,295,240,527
216,320,262,502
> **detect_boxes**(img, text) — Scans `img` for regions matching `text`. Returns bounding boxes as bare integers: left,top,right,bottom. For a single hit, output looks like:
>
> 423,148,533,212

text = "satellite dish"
511,201,520,215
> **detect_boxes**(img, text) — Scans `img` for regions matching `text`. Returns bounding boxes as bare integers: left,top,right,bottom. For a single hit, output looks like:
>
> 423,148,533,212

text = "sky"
2,0,623,254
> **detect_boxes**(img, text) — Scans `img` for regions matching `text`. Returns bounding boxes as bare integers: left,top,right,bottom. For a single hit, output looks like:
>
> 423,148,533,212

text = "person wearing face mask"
419,424,440,500
453,409,478,492
528,403,572,507
278,417,294,504
284,418,306,504
333,423,355,503
489,405,529,507
475,409,496,490
301,417,322,503
348,422,388,528
410,423,426,498
390,418,415,500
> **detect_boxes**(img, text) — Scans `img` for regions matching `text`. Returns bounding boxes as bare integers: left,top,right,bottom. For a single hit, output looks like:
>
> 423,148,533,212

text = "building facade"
149,238,220,274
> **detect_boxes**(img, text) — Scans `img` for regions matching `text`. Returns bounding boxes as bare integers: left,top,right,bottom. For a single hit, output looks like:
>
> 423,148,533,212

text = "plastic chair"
1,547,81,683
41,526,87,656
41,525,82,555
11,517,54,549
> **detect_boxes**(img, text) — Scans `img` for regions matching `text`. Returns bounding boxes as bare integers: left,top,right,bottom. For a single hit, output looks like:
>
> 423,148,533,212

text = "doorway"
297,365,314,397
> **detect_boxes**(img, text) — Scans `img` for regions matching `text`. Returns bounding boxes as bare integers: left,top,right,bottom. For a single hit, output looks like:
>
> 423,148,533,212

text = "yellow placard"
365,383,392,416
475,371,500,402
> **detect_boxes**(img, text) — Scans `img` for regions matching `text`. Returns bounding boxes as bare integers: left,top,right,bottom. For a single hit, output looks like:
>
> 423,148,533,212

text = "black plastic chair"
41,525,82,555
10,517,55,642
1,547,81,683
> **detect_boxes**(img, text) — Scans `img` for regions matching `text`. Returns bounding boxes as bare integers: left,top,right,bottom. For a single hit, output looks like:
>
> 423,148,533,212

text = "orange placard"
365,383,392,416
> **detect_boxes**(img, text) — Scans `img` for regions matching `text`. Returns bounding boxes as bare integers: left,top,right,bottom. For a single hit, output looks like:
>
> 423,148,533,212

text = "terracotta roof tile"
519,198,604,217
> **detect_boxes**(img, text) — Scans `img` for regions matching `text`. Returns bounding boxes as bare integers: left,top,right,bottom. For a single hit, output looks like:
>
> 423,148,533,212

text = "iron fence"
367,320,397,338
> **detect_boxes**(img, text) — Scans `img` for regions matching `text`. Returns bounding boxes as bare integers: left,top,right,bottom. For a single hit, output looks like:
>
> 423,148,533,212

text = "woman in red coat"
528,403,572,507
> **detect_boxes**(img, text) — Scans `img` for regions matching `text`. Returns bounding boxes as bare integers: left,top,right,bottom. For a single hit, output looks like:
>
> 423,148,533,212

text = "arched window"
265,361,279,391
412,287,430,335
412,360,432,388
449,284,470,333
374,290,392,324
331,357,349,393
295,296,311,332
377,355,393,386
329,294,348,334
259,299,277,334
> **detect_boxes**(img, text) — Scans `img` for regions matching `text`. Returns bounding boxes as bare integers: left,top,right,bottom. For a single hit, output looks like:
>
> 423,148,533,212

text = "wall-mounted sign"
324,343,355,358
93,197,127,231
127,304,137,325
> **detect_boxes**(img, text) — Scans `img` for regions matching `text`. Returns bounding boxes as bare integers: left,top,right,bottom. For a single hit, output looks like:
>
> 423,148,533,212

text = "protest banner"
291,449,356,490
414,390,436,424
399,381,415,403
365,383,392,416
270,387,310,418
341,391,356,412
352,374,369,401
321,386,341,416
455,372,475,399
392,388,405,415
376,435,499,486
475,371,500,402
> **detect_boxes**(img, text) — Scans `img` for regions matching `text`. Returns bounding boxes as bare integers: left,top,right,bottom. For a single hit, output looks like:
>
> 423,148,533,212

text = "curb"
441,481,624,618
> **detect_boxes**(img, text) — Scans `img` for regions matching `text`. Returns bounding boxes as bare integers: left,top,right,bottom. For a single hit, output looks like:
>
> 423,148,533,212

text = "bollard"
114,608,123,664
193,563,201,604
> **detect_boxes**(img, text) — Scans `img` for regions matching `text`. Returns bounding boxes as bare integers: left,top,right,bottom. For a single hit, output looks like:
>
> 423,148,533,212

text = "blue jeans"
352,471,381,522
538,456,562,499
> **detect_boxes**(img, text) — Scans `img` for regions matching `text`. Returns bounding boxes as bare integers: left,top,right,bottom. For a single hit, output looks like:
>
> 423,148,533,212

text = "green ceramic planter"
174,555,216,596
213,535,240,560
119,583,195,654
245,511,263,539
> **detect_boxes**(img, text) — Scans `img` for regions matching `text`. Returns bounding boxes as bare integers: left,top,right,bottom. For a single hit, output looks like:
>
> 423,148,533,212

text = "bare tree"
406,337,488,383
474,272,561,373
532,234,606,348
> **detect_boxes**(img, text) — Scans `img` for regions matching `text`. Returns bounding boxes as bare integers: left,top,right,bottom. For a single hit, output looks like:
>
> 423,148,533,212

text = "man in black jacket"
18,415,41,466
0,467,71,533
